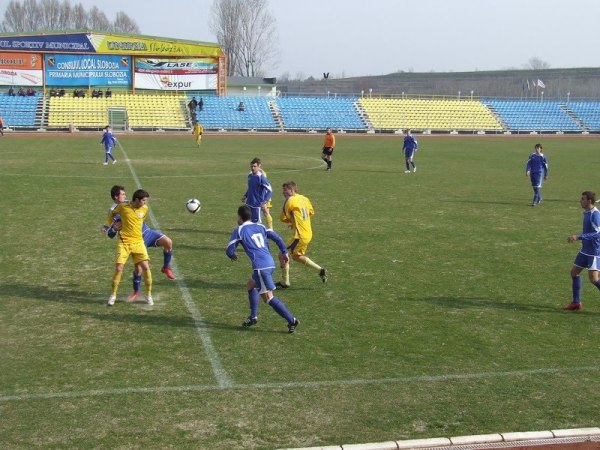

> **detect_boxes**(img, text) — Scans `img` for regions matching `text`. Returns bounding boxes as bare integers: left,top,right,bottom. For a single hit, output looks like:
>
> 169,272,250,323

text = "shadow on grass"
402,295,600,315
442,197,574,206
2,283,104,304
166,228,228,236
75,310,286,334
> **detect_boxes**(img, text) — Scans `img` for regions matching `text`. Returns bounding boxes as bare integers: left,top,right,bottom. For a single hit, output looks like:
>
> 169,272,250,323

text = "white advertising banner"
134,72,217,91
0,68,43,86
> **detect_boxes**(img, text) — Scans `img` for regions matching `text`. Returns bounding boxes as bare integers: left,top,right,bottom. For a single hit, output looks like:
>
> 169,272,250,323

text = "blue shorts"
252,268,276,294
404,149,416,158
143,228,164,248
574,252,600,271
246,205,263,224
530,172,544,188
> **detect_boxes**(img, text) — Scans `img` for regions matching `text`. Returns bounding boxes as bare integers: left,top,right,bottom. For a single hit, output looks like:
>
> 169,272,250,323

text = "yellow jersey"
106,202,148,244
280,194,314,241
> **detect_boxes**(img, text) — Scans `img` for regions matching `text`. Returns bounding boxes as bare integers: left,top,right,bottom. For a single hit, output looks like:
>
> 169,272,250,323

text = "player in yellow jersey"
276,181,327,289
192,120,203,147
104,189,154,306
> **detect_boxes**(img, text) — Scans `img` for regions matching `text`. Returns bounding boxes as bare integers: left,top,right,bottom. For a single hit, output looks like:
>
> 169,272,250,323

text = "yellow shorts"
115,241,149,265
287,237,310,256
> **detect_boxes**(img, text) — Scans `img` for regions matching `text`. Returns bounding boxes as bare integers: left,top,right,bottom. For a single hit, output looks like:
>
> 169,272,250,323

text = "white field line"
117,141,232,389
1,366,598,402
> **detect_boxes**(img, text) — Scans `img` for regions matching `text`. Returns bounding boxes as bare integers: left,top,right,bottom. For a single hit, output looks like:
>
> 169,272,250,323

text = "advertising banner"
0,52,43,85
134,57,218,90
0,34,94,53
45,54,131,86
0,52,43,69
134,72,217,90
93,35,223,57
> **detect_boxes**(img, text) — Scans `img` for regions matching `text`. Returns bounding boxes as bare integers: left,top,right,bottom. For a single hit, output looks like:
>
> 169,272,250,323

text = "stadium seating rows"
46,93,187,129
4,91,600,132
482,100,580,131
0,94,40,127
360,98,503,131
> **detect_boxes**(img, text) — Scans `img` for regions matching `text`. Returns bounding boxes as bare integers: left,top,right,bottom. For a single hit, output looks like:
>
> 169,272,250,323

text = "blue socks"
248,289,259,318
133,272,142,293
268,297,294,323
572,275,582,303
163,250,172,269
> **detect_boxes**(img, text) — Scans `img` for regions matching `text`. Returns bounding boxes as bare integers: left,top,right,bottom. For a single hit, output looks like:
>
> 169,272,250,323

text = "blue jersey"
579,207,600,257
226,221,287,270
101,131,117,150
526,153,548,176
403,135,418,155
244,170,272,208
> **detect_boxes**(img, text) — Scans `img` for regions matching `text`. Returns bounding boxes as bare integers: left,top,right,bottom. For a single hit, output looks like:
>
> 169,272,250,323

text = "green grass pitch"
1,133,599,449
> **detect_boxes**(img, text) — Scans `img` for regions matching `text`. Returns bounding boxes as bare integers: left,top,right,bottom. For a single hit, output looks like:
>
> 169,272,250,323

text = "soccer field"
1,133,599,449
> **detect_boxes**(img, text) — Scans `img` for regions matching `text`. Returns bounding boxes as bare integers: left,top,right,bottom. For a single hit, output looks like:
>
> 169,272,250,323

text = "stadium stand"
275,97,365,130
564,101,600,131
194,96,277,130
46,92,188,130
0,93,41,128
482,100,581,132
359,98,503,131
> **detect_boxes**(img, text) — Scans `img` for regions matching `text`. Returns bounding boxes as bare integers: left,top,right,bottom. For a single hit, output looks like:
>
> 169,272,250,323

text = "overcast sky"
71,0,600,78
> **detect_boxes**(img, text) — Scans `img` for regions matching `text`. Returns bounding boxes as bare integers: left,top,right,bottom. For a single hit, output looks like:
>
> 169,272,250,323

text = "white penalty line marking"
117,141,233,389
2,366,598,403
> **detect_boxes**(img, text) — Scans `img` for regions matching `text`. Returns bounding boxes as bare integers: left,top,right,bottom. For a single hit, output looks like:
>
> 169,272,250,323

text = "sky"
64,0,600,78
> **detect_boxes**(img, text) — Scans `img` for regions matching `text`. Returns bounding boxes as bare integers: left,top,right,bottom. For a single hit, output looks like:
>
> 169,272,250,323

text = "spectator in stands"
8,87,15,96
58,88,65,97
198,98,204,111
0,115,4,136
18,87,26,96
50,88,57,97
237,101,245,112
97,89,103,98
188,97,198,112
92,89,98,98
321,128,336,171
105,88,112,98
26,87,35,96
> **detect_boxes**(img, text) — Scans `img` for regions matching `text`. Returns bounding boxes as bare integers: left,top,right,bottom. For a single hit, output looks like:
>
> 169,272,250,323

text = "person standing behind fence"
100,125,117,165
525,143,548,206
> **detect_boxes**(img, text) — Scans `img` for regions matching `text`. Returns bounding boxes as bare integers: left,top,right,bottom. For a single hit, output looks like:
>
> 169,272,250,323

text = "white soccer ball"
186,198,201,214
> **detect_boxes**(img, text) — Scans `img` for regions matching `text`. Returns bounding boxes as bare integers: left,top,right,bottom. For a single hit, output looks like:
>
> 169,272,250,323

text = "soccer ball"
186,198,201,214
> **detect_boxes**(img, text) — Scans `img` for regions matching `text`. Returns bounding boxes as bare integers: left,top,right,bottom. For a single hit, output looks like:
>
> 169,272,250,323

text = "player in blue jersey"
105,185,176,300
525,143,549,206
402,129,418,173
226,205,299,333
564,191,600,311
242,157,273,225
100,125,117,165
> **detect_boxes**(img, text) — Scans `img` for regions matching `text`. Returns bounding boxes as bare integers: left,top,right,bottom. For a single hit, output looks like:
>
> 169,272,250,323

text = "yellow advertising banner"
0,52,42,69
91,34,223,58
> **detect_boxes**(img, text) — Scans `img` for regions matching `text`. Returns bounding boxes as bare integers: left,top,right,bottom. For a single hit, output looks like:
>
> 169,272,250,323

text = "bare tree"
39,0,62,30
71,2,87,29
0,0,140,33
87,5,109,30
112,11,140,34
527,57,551,70
210,0,279,77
